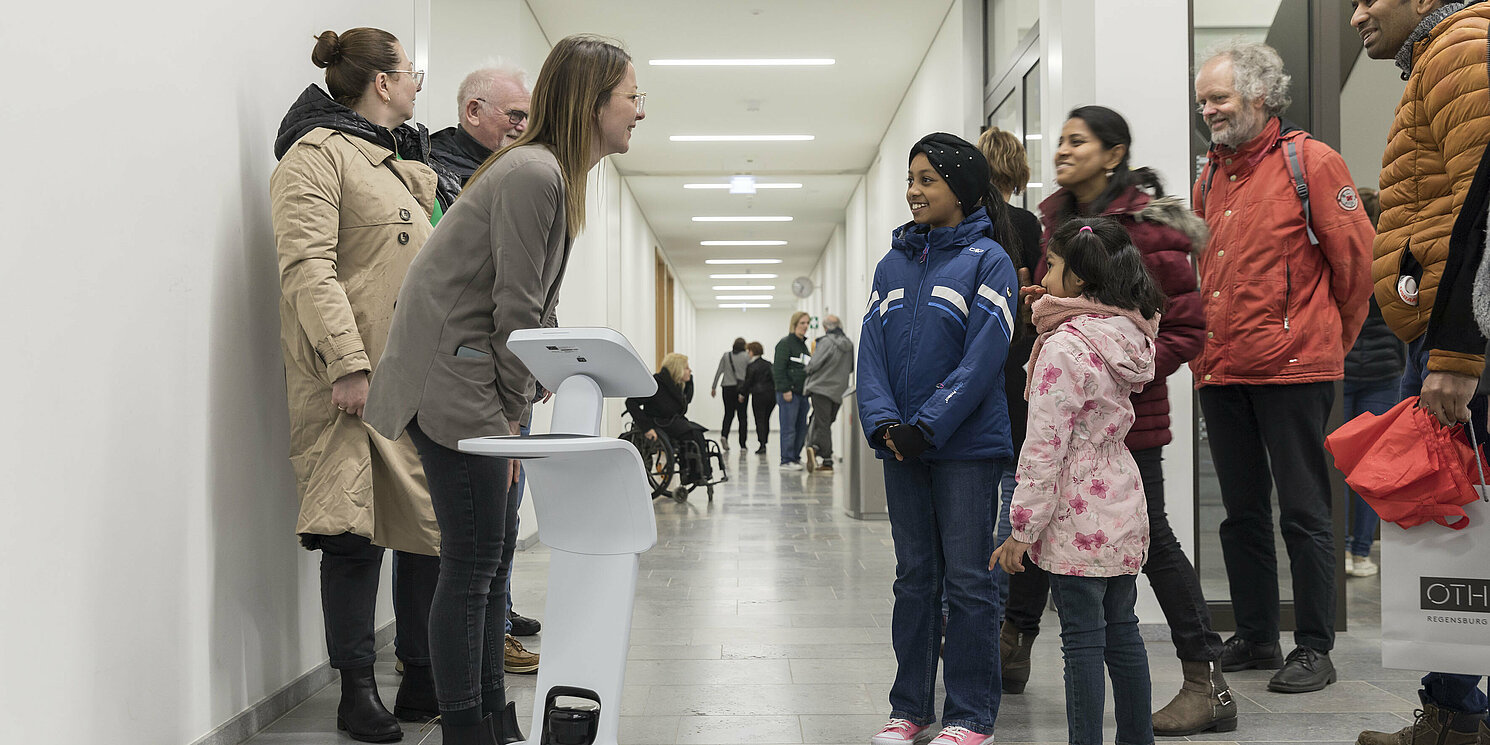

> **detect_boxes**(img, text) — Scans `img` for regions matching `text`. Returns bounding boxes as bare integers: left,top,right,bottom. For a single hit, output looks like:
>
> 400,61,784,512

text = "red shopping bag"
1325,396,1488,530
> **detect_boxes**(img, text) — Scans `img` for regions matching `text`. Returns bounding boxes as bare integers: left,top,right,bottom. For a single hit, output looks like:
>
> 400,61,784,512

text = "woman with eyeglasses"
365,34,645,745
269,26,457,744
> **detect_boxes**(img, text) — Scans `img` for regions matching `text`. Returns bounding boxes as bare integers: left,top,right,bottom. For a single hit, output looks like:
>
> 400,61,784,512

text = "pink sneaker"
926,726,994,745
870,718,932,745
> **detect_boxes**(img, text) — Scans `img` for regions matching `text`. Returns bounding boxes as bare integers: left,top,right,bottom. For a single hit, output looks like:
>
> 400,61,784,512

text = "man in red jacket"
1191,41,1374,694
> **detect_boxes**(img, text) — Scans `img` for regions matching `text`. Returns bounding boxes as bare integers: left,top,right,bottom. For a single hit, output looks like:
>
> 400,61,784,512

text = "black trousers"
721,385,749,445
1198,382,1336,652
1003,446,1224,662
806,394,841,459
751,392,775,445
314,531,439,669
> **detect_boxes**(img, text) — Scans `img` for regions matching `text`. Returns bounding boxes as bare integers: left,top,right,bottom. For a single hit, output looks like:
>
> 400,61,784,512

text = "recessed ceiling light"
716,295,774,300
671,135,814,142
684,183,803,190
710,273,779,279
701,240,787,246
705,259,783,265
693,216,792,222
718,303,772,309
650,59,835,66
712,285,777,291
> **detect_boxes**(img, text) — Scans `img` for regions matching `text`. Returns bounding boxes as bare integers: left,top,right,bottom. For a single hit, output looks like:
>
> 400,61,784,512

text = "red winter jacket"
1037,186,1207,451
1190,118,1374,386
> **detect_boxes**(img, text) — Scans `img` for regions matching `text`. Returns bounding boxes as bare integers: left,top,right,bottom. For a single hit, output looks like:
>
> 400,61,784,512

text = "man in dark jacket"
803,316,854,472
429,66,529,187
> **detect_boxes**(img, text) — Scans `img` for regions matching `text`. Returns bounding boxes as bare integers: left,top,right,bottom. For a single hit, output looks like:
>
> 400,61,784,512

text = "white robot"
459,327,658,745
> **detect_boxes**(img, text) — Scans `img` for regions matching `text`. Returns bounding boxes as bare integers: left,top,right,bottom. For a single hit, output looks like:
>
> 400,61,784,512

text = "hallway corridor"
247,445,1417,745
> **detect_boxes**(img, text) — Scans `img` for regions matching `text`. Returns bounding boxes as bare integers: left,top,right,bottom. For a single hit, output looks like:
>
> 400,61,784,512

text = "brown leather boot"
1152,660,1238,736
999,621,1037,694
1479,719,1490,745
1356,700,1485,745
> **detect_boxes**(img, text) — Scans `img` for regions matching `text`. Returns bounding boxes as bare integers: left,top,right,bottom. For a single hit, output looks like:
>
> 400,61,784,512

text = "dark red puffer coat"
1037,186,1207,451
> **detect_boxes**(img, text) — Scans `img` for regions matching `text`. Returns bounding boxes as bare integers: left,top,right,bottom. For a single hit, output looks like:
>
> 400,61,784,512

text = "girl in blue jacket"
859,133,1021,745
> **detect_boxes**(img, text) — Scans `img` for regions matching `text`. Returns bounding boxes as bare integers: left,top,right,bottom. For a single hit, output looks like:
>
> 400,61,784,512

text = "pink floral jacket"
1009,296,1159,577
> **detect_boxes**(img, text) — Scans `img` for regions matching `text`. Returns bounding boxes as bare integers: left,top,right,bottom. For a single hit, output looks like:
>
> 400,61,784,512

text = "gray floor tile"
675,715,803,744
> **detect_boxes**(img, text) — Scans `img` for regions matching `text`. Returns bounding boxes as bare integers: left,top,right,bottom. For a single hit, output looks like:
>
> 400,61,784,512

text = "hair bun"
311,30,343,68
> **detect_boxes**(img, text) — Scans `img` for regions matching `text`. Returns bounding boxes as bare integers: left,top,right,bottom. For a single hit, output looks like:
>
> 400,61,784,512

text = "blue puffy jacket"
857,207,1019,462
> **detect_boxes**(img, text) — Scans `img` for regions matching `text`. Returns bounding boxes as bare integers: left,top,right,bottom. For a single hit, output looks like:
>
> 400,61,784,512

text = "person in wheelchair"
626,353,713,485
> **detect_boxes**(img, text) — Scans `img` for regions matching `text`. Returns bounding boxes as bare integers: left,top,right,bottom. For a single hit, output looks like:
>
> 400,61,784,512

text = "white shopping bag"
1381,495,1490,675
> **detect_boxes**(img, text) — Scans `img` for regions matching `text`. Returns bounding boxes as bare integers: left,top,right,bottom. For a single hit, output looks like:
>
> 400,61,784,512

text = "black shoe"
508,610,541,637
336,665,402,742
755,445,767,454
1218,636,1283,672
392,662,438,722
488,701,525,745
1267,646,1336,693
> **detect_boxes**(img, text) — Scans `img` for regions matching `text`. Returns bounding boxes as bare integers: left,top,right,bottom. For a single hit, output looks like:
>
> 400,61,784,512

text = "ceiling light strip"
670,135,814,142
701,240,787,246
712,285,777,291
718,303,772,309
684,183,803,190
705,259,783,265
693,216,792,222
716,295,774,300
650,59,835,66
710,273,778,279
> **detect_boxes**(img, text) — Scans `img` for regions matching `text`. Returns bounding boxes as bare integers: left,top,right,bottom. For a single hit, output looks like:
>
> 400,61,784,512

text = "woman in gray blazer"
364,34,645,745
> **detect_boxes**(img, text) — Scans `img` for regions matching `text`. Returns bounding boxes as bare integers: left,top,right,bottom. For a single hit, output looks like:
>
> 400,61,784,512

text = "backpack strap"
1198,159,1217,215
1283,139,1320,246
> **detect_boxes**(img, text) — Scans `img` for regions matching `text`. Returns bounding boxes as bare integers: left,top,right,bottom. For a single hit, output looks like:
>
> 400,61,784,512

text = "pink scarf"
1023,295,1159,400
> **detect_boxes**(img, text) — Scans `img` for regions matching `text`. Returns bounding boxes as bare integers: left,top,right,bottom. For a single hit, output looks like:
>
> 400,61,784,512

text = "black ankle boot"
491,701,524,744
393,663,438,722
336,665,402,743
443,715,497,745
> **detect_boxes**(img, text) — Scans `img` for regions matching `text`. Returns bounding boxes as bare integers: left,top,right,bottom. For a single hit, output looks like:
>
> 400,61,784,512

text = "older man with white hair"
803,315,853,472
1190,40,1374,695
429,64,530,186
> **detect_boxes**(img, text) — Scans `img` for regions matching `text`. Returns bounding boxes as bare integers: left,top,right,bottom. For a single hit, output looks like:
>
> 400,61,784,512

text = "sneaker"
805,446,817,471
818,460,834,472
508,610,541,637
870,718,932,745
781,461,804,471
926,726,994,745
1346,554,1355,574
1350,555,1379,577
503,634,539,674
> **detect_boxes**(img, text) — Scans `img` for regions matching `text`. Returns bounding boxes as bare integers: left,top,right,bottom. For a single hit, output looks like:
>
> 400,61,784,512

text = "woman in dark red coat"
1001,106,1232,737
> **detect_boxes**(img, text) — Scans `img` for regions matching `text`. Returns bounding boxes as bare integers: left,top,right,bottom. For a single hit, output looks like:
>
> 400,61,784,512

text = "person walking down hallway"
364,35,645,745
1001,105,1227,736
1192,41,1374,694
711,337,751,450
742,341,775,454
269,26,453,742
1351,0,1490,742
774,312,812,469
803,316,854,472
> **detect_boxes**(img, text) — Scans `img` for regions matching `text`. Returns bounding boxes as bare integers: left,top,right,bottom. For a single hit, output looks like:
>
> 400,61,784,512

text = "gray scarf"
1474,229,1490,337
1396,1,1486,75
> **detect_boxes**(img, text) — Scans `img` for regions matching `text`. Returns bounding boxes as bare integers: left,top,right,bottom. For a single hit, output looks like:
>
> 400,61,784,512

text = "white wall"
0,2,427,743
1340,47,1407,193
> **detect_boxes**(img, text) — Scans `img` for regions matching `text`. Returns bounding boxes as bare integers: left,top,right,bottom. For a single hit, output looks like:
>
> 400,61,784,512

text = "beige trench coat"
269,127,441,555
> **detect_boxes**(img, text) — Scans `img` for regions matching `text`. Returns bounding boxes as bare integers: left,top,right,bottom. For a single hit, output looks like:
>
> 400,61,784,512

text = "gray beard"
1210,109,1266,149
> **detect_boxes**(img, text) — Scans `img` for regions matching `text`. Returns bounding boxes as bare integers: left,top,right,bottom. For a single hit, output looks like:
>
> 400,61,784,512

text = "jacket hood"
1135,195,1209,252
1066,313,1157,388
274,85,434,163
891,206,995,258
1397,0,1488,75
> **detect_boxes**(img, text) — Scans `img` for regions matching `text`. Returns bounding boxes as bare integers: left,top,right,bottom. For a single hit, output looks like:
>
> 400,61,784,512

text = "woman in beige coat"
269,27,455,743
365,34,645,745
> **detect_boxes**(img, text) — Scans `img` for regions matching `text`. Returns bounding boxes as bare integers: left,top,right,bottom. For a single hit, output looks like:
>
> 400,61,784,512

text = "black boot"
443,715,498,745
336,666,402,743
487,701,525,745
393,663,438,722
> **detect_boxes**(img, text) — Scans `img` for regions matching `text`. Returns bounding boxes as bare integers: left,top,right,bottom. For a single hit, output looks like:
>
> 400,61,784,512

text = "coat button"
1229,175,1237,182
1212,291,1220,298
399,208,411,221
1224,209,1232,216
1207,331,1215,339
1217,250,1225,257
398,232,410,245
1205,374,1213,381
1225,158,1232,165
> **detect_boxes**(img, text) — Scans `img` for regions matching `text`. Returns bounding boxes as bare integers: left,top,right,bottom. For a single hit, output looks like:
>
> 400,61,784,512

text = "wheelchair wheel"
634,431,675,496
672,485,689,503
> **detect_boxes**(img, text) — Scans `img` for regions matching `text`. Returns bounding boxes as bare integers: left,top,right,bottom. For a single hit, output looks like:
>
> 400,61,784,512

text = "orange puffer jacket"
1190,118,1375,387
1375,3,1490,379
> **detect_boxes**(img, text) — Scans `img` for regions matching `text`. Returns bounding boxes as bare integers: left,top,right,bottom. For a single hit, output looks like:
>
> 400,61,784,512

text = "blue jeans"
503,423,532,635
776,392,808,464
1048,573,1154,745
995,464,1014,614
1343,380,1399,557
883,458,1003,735
1400,336,1490,714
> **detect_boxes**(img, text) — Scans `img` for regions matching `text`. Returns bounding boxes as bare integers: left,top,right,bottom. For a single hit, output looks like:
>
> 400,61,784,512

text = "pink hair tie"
1079,225,1094,233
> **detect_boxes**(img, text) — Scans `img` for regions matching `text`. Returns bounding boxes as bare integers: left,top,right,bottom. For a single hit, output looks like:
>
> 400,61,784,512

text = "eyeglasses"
382,69,425,86
623,91,647,115
474,98,528,125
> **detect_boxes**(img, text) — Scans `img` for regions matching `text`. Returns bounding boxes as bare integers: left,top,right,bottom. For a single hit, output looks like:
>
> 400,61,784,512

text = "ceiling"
527,0,957,309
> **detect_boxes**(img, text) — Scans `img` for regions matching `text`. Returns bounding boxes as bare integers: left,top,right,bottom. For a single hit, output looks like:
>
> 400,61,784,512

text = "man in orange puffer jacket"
1352,1,1490,744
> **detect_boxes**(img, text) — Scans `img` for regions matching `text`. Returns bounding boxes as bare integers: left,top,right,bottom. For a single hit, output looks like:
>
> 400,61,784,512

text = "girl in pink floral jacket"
990,218,1162,745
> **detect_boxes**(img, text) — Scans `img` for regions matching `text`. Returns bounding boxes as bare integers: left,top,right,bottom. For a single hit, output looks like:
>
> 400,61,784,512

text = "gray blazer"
365,145,571,450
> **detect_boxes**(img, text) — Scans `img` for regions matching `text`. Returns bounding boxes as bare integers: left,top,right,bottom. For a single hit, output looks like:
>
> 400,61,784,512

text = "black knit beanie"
909,132,989,217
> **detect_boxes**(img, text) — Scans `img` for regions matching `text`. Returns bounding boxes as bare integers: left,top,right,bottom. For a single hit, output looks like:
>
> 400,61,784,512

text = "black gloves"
887,423,930,459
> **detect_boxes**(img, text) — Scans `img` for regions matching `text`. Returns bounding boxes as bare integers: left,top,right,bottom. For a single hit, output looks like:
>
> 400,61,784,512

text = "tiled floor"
246,443,1416,745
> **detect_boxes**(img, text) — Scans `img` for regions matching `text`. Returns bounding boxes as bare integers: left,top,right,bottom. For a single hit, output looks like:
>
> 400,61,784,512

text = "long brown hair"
312,28,400,107
469,35,632,238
